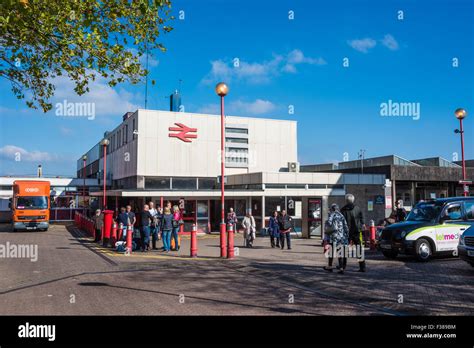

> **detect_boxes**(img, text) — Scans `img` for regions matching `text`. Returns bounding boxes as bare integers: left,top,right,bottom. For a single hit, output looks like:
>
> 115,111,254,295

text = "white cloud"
230,99,276,115
196,103,220,115
201,50,325,85
0,145,58,162
197,99,276,116
381,34,399,51
52,73,141,117
347,38,377,53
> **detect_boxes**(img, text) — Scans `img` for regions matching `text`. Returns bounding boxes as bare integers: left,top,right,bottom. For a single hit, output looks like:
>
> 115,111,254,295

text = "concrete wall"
136,110,297,178
327,184,386,225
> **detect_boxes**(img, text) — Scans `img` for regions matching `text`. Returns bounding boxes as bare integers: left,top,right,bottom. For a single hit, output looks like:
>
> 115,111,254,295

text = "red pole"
82,159,86,213
227,223,234,259
190,223,198,257
103,144,107,208
126,224,133,254
369,220,376,251
111,221,117,247
220,95,227,258
460,118,468,196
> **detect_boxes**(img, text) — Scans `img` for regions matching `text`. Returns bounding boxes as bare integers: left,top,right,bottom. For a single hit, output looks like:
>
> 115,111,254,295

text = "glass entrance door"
308,198,322,237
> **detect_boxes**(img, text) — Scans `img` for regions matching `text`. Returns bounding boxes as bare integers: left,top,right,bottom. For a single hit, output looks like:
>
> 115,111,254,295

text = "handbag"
172,219,179,228
324,220,336,235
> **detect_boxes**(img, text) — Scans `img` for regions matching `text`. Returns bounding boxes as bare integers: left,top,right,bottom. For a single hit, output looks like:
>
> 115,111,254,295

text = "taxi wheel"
415,238,432,262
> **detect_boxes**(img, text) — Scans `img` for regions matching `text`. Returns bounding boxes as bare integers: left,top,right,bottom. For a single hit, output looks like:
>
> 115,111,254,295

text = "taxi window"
465,201,474,220
443,204,462,221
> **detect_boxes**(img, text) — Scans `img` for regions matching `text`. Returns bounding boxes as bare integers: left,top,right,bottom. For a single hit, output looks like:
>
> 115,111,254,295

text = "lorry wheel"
382,250,398,259
415,238,432,262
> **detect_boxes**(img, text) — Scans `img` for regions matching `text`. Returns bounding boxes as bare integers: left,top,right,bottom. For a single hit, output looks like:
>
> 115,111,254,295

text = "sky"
0,0,473,176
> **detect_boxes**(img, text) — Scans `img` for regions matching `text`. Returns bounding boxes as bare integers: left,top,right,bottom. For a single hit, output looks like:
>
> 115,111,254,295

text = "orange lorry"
10,180,50,231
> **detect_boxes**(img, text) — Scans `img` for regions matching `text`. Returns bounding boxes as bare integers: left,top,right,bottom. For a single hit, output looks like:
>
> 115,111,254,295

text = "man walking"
278,210,293,250
341,194,366,272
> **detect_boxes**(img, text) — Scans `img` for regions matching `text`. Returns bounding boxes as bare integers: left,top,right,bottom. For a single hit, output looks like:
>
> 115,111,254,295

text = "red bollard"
117,223,123,241
190,223,198,257
126,224,133,254
111,221,117,247
220,223,227,258
227,223,234,259
102,210,113,247
369,219,376,250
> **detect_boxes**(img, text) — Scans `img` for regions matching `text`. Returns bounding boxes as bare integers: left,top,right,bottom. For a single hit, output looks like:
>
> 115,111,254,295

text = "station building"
301,155,474,211
78,109,388,237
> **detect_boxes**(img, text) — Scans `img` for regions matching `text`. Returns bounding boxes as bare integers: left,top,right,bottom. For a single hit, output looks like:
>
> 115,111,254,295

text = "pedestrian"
116,206,134,241
227,207,238,233
395,200,407,222
268,211,280,248
278,210,293,250
341,194,366,272
323,204,349,274
161,206,173,252
93,209,103,242
140,204,152,252
149,201,160,250
172,205,183,251
242,211,256,247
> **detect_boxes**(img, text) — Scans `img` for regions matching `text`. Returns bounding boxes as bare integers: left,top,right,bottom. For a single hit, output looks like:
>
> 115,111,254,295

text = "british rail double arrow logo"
168,123,198,143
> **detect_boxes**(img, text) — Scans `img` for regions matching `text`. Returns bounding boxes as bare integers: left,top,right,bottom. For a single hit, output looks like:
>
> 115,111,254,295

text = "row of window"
103,118,136,155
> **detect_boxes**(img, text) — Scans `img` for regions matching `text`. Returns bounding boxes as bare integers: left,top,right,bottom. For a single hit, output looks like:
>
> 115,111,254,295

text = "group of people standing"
323,194,366,274
226,208,294,249
114,202,183,252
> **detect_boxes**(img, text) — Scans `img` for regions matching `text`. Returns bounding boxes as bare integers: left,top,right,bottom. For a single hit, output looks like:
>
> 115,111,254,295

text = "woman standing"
242,211,256,248
93,209,103,242
268,211,280,248
323,203,349,274
161,207,173,252
172,205,183,251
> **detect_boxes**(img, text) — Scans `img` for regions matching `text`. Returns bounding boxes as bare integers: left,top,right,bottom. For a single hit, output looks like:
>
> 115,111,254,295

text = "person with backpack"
341,194,366,272
278,210,293,250
242,211,256,248
323,204,349,274
268,210,280,248
161,207,173,252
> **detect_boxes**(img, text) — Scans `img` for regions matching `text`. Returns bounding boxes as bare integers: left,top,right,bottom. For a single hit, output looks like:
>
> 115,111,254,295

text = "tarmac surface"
0,222,473,315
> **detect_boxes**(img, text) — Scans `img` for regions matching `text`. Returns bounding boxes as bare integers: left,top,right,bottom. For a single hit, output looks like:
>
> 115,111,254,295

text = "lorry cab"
378,197,474,261
11,180,51,232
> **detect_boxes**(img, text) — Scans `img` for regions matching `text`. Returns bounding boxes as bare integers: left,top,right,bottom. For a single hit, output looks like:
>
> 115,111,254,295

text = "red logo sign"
168,123,197,143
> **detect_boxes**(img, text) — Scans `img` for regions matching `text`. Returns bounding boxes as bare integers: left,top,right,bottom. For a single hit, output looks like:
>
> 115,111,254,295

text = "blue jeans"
151,225,159,247
141,226,151,250
162,230,172,251
172,226,180,250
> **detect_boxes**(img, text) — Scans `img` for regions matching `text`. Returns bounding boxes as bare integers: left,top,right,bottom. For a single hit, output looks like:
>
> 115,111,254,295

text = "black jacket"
278,214,293,231
340,203,364,238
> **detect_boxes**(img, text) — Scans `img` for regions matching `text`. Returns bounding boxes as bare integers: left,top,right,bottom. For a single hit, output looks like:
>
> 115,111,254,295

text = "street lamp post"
100,138,110,208
454,108,468,196
215,82,229,258
82,155,87,213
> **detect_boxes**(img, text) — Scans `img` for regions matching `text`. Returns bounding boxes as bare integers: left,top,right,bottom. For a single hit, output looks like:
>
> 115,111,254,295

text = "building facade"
77,109,388,237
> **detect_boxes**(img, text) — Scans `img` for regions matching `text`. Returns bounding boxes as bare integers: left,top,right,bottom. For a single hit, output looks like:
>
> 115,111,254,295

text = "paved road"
0,223,473,315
